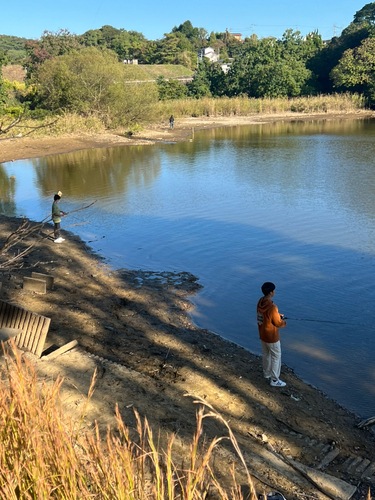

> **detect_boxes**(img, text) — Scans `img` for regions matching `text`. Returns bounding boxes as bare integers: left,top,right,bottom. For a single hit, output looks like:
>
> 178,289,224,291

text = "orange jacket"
257,297,286,343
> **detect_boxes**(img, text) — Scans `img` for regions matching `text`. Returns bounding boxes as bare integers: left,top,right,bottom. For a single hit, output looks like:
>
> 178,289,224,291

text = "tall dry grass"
0,93,367,139
154,93,367,119
0,344,257,500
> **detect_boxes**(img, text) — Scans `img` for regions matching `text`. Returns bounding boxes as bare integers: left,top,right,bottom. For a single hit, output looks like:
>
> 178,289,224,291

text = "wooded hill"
1,2,375,130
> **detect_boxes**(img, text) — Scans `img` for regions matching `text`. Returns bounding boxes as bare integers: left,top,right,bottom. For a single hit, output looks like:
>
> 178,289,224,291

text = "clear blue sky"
0,0,368,41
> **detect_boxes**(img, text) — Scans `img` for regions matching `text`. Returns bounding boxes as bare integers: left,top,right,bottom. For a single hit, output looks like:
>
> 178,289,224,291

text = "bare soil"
0,113,375,499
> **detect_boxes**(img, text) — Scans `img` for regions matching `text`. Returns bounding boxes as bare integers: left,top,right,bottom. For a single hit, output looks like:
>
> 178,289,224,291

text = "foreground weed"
0,343,257,500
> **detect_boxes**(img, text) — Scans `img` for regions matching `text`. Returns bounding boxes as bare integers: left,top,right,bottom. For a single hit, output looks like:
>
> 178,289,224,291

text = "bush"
34,47,158,127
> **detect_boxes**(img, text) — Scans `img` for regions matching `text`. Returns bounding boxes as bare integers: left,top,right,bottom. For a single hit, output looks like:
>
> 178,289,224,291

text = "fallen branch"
357,416,375,429
279,451,343,500
0,201,96,271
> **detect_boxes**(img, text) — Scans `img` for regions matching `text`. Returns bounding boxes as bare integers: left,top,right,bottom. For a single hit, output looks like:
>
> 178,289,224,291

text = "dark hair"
261,282,275,295
54,194,61,201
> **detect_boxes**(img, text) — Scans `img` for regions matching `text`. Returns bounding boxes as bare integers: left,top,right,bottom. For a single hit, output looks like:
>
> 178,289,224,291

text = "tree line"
1,3,375,128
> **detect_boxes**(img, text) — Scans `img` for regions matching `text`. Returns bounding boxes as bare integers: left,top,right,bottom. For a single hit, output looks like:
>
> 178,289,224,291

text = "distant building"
198,47,219,62
123,59,138,65
220,63,231,74
231,33,242,41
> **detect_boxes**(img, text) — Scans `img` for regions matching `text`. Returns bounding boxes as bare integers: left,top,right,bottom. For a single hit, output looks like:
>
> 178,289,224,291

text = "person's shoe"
54,237,63,243
270,379,286,387
260,492,287,500
59,238,65,241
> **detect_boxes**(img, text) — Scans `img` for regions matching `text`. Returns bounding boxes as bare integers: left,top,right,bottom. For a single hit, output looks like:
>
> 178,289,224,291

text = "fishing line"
285,317,375,329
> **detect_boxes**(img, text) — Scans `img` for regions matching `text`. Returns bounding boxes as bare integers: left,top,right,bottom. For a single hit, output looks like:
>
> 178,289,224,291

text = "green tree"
156,76,188,99
34,47,157,126
187,59,212,97
330,37,375,102
226,35,311,98
353,2,375,25
24,30,83,79
154,34,180,64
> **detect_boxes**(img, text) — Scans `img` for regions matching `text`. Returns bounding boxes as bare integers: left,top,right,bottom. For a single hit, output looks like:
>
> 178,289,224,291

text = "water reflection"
0,165,16,216
31,145,161,199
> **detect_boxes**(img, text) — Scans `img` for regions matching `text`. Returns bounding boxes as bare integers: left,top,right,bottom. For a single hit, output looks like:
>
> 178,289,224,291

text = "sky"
0,0,369,42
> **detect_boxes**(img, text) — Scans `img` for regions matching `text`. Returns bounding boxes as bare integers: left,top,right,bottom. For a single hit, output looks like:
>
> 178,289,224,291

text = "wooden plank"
30,317,44,354
35,318,51,358
0,301,7,328
17,309,29,347
27,315,40,351
2,303,12,329
42,340,78,360
22,313,36,351
9,304,18,328
13,306,24,331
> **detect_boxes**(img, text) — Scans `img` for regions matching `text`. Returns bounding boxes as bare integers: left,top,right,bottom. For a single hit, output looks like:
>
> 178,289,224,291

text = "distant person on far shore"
52,193,66,243
169,115,174,129
256,282,287,387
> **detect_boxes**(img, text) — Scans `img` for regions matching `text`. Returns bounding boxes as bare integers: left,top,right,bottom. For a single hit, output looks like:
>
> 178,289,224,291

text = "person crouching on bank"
256,282,287,387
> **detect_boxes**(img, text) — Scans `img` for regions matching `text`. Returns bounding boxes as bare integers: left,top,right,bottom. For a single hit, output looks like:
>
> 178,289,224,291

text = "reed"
154,93,367,119
0,93,367,140
0,343,257,500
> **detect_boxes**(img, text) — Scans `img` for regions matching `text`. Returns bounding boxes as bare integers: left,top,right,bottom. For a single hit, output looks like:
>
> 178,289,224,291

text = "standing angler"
257,282,287,387
52,193,66,243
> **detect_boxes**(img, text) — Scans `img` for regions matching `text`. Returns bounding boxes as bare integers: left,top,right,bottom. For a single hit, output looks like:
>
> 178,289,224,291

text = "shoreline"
0,110,374,164
0,212,374,496
1,112,375,496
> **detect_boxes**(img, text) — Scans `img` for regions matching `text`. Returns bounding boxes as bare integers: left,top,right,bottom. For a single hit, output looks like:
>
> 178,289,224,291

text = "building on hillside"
198,47,219,63
231,33,242,41
220,63,231,73
123,59,138,65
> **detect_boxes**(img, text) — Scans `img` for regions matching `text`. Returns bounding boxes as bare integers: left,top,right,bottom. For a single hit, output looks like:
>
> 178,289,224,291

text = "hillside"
0,34,30,63
138,64,193,79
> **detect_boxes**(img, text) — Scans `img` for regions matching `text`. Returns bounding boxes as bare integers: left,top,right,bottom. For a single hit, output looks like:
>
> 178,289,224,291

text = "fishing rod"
284,316,375,329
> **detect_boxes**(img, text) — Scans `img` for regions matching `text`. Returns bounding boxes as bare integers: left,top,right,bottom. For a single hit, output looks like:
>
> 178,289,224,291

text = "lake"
2,117,375,418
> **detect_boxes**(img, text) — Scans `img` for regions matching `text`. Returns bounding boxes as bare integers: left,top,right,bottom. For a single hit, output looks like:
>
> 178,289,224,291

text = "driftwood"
279,451,345,500
0,201,97,271
0,107,58,138
357,416,375,429
42,340,78,360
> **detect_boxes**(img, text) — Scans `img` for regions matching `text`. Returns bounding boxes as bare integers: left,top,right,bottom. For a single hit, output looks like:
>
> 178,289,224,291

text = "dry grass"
0,342,257,500
1,65,26,83
0,93,367,139
154,93,367,119
139,65,193,79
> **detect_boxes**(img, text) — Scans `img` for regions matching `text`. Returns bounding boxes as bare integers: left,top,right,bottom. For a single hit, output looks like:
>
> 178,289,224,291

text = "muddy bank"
0,214,374,499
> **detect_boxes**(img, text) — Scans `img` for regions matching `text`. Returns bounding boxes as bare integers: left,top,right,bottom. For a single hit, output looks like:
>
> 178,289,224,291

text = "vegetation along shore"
1,1,375,498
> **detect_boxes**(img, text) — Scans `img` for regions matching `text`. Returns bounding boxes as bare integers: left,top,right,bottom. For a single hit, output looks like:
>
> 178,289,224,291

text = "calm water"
2,118,375,417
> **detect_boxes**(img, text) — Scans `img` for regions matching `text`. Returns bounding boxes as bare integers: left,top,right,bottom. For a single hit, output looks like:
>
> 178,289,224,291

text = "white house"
198,47,219,63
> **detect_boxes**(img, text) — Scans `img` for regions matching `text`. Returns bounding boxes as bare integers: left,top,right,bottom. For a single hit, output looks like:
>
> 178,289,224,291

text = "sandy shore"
0,112,375,498
0,111,373,164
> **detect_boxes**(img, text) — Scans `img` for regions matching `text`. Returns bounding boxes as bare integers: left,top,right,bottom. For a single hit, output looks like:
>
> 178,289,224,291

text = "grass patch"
0,343,257,500
139,64,193,79
154,93,367,119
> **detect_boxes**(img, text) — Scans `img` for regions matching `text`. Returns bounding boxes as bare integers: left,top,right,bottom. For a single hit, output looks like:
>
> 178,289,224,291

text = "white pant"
261,340,281,380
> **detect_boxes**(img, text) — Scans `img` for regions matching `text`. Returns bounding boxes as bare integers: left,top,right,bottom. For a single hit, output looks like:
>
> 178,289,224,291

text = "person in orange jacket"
256,282,287,387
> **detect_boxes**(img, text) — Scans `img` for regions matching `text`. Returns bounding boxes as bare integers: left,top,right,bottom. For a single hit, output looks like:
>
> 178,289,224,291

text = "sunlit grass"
154,93,367,119
0,93,367,139
0,342,257,500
